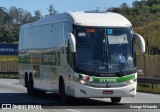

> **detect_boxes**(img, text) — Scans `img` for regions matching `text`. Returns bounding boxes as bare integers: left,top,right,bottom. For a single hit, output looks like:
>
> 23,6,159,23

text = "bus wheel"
27,77,36,96
111,97,121,103
59,79,68,102
24,73,28,87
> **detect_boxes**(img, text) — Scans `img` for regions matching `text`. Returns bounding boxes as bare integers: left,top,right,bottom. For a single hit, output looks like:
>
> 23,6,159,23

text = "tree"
147,0,158,6
47,4,58,15
139,6,150,14
17,8,24,24
0,6,35,43
107,7,121,13
121,3,129,9
8,7,19,24
0,7,9,26
22,11,32,23
120,3,131,16
132,1,145,8
33,10,42,21
150,4,160,13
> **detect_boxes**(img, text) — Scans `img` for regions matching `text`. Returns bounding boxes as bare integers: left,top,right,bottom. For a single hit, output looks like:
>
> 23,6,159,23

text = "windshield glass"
75,27,135,75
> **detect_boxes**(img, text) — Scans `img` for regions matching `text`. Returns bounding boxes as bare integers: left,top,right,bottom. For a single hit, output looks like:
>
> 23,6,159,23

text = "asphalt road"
0,79,159,112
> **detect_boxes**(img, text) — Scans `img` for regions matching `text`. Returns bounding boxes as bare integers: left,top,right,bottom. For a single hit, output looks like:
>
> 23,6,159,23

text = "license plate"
103,90,113,94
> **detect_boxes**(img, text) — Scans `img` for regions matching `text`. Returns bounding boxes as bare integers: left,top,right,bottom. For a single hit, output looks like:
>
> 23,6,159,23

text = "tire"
111,97,121,103
24,73,28,87
27,75,46,96
59,78,68,102
27,77,36,96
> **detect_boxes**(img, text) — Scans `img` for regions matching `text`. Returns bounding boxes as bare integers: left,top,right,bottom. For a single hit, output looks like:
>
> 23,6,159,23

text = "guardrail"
138,78,160,84
137,78,160,89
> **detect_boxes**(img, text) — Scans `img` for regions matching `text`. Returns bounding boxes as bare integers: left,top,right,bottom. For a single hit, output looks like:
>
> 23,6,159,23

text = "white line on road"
66,109,81,112
57,106,81,112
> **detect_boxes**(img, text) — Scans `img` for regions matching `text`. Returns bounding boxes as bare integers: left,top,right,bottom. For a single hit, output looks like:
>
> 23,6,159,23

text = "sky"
0,0,138,16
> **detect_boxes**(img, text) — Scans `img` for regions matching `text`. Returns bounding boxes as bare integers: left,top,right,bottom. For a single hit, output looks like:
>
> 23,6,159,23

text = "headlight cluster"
127,78,137,85
74,74,93,84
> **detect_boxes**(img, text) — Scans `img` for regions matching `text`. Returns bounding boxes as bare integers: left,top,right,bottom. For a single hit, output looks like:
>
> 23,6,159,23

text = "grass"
134,20,160,50
137,83,160,94
0,56,18,61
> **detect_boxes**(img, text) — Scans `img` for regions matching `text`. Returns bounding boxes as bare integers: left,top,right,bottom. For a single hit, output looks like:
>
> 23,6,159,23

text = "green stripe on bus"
92,74,135,83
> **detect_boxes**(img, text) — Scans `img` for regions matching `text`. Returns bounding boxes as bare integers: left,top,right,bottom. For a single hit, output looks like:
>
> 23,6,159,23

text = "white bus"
19,11,145,103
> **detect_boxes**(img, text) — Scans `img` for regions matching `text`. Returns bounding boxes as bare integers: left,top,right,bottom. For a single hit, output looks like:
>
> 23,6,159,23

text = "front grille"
86,82,128,88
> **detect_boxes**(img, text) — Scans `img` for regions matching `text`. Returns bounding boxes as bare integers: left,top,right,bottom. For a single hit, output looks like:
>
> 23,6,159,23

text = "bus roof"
21,11,132,28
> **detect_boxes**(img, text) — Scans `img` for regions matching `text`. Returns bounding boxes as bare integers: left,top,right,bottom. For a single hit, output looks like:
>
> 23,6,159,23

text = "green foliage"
134,20,160,51
138,83,150,88
0,5,57,44
108,0,160,27
137,84,160,94
32,10,42,21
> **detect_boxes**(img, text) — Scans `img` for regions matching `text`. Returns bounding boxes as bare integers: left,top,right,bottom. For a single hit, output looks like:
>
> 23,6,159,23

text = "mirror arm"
134,33,145,53
69,33,76,52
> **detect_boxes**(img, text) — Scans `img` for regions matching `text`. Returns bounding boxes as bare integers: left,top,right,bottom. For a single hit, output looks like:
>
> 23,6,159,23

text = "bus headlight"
127,78,137,85
74,74,93,84
80,80,85,84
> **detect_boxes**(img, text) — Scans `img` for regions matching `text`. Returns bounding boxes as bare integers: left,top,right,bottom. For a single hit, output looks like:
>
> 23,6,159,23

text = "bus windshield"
74,27,135,76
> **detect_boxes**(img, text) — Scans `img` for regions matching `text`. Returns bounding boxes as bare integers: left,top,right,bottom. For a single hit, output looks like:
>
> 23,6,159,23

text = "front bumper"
72,81,137,98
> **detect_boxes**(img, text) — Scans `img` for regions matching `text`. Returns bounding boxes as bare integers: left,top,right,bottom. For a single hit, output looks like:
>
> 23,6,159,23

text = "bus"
19,11,145,103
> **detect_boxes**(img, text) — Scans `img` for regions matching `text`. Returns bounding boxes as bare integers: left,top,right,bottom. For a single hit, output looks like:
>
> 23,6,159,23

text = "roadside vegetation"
0,4,58,43
134,21,160,54
137,84,160,94
0,56,18,61
0,74,18,79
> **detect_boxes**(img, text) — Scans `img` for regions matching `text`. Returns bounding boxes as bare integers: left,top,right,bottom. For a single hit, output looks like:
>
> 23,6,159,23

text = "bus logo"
78,32,86,37
44,55,56,63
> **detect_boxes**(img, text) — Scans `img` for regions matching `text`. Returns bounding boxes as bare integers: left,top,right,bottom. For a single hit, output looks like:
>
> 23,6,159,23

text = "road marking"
121,101,131,103
66,109,81,112
57,107,81,112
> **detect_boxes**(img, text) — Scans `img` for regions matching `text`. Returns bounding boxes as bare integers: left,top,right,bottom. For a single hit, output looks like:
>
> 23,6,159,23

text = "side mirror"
134,33,145,53
69,33,76,52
